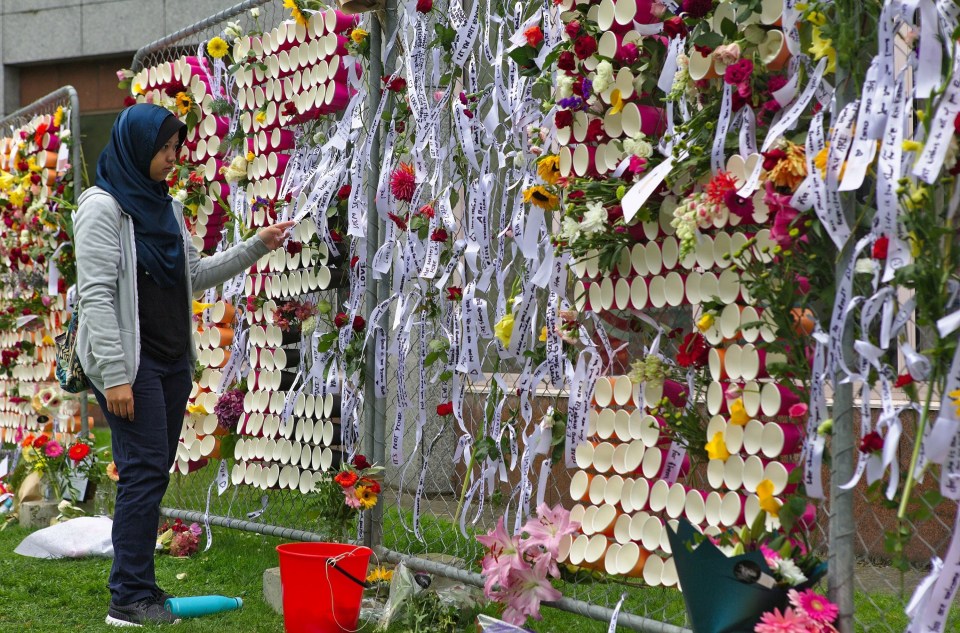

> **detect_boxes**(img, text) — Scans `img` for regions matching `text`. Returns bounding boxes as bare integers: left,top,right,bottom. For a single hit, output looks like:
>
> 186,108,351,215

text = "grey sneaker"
153,587,175,605
105,598,181,627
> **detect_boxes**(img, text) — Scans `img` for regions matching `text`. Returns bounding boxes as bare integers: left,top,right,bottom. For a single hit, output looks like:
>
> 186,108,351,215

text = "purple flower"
214,389,245,431
557,96,583,110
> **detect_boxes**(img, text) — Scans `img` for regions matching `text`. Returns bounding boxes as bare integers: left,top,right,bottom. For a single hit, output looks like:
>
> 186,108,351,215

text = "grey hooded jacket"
74,186,269,392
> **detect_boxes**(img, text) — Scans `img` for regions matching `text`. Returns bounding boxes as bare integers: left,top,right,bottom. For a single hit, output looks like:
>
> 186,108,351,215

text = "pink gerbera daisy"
44,440,63,458
789,588,839,624
754,607,808,633
390,162,416,202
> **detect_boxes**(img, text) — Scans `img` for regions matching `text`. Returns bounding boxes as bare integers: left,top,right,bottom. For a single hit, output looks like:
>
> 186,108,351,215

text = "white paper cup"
622,440,644,474
704,491,723,526
594,377,613,407
614,409,632,442
743,419,765,455
596,408,616,439
584,533,609,564
720,305,742,341
615,277,631,309
630,276,648,310
593,442,615,472
640,515,663,552
643,554,664,587
707,458,726,490
720,491,744,526
604,475,625,506
723,455,745,490
613,375,634,406
612,443,632,475
725,423,745,454
620,478,635,513
570,504,586,527
568,534,589,565
741,455,766,493
593,504,618,537
617,541,648,577
558,534,574,563
648,479,670,513
718,268,741,304
660,556,679,587
604,542,622,575
761,421,803,457
570,470,592,502
631,243,648,276
641,446,664,479
575,441,595,469
743,381,762,417
685,489,707,525
665,483,687,519
706,381,727,416
664,272,685,307
645,242,663,276
765,461,796,495
589,474,608,506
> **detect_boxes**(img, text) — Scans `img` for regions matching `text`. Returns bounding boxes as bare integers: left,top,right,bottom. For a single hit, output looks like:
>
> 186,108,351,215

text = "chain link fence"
126,2,960,633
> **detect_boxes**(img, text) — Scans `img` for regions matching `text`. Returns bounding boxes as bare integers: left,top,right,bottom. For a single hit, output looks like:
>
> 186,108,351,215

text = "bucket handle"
327,558,371,589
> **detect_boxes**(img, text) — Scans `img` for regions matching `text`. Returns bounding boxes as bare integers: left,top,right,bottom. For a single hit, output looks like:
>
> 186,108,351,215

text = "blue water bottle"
165,595,243,618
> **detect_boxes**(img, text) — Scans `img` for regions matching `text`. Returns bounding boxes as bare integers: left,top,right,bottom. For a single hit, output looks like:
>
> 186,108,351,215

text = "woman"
74,103,293,627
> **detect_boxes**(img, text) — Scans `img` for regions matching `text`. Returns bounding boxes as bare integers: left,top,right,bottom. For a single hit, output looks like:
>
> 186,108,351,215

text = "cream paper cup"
722,455,745,490
725,423,745,454
617,542,649,577
620,478,636,512
661,556,679,587
719,491,744,526
704,491,723,526
742,419,765,455
648,479,670,513
584,533,609,565
684,489,708,525
761,421,803,457
614,409,632,442
593,504,619,537
575,441,595,469
640,515,663,553
593,442,616,473
589,474,608,506
665,483,688,519
643,555,664,587
707,458,727,490
604,542,623,575
612,443,632,475
741,455,766,493
596,408,616,440
570,470,593,502
568,534,589,566
631,477,650,512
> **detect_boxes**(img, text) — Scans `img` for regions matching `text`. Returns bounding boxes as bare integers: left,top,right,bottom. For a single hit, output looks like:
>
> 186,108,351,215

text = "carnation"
214,389,245,431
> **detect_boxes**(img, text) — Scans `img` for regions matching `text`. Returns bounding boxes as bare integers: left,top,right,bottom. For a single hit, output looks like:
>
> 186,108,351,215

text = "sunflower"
206,36,229,60
355,485,378,510
523,185,559,210
537,155,560,185
366,567,394,584
175,91,193,116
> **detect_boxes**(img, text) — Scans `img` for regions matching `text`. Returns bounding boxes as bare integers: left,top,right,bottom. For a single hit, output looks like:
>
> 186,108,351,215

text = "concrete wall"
0,0,233,115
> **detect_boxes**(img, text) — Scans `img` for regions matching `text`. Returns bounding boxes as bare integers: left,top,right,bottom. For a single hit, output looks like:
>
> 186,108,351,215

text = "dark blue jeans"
91,351,192,606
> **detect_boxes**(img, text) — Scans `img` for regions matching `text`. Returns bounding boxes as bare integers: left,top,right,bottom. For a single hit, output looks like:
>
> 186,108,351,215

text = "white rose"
557,75,575,100
173,189,187,203
593,61,614,94
250,7,260,17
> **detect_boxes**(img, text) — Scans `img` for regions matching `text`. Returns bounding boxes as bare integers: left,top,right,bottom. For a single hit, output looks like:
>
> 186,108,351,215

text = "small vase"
94,482,116,517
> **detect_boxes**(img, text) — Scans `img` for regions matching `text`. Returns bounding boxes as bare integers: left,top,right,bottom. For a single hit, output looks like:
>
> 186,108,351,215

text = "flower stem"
898,382,936,520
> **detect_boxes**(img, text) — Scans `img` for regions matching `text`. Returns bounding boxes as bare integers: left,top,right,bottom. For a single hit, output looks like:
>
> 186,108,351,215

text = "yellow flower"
814,146,828,177
908,231,921,258
765,142,808,190
537,155,560,185
609,89,624,115
902,140,923,153
246,151,255,162
697,313,715,332
806,11,827,26
355,485,378,509
0,170,13,190
756,479,781,517
808,27,836,74
494,313,515,347
175,91,193,116
207,36,229,59
729,398,749,426
192,300,215,315
284,0,310,26
705,432,730,461
8,187,25,208
255,111,267,124
133,83,144,95
523,186,559,210
539,326,548,342
351,28,369,44
187,402,208,416
951,389,960,417
53,106,64,128
366,566,394,583
41,335,54,345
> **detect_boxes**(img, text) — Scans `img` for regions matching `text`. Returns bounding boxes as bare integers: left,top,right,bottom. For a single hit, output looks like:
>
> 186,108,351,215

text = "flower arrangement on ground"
476,504,579,625
156,519,202,557
308,454,382,541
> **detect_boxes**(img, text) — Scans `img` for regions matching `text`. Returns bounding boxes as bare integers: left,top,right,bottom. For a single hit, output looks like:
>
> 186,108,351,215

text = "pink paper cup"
760,422,804,457
760,383,802,417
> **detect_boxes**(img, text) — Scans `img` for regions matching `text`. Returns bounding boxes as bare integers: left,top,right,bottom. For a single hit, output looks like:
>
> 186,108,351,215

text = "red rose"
68,443,91,463
431,227,449,242
285,240,303,255
557,51,577,71
353,315,366,331
329,229,343,242
573,35,597,59
334,471,359,488
446,286,463,301
352,454,371,470
436,402,454,416
383,76,407,92
564,21,581,39
524,25,544,48
676,332,709,368
894,373,914,388
872,235,889,259
554,109,573,129
585,118,606,143
662,16,688,39
859,431,884,454
337,185,351,200
334,312,349,328
416,0,433,12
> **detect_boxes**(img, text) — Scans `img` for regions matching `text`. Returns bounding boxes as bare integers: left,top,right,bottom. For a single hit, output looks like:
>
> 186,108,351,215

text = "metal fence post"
363,7,385,551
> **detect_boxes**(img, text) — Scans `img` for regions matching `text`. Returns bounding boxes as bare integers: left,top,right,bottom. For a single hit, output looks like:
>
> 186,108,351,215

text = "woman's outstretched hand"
257,220,296,250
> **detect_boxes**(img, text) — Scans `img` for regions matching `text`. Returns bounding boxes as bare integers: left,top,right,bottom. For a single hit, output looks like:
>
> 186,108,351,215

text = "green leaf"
694,31,725,50
316,332,338,353
720,18,738,41
438,370,453,381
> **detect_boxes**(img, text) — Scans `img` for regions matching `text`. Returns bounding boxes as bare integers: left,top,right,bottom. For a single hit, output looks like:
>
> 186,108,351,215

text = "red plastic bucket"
276,542,372,633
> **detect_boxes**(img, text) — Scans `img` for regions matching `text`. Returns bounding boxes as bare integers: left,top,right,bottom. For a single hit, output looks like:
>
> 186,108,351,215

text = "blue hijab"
96,104,185,288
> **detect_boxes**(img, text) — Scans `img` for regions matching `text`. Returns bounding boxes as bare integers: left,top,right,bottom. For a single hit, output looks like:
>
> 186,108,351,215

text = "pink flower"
789,588,839,625
44,440,63,458
760,544,781,567
498,556,562,625
477,517,526,595
788,403,808,419
342,486,363,508
714,43,742,66
628,155,648,175
724,59,754,85
796,275,811,295
723,189,754,219
754,607,809,633
390,163,416,202
521,503,579,561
